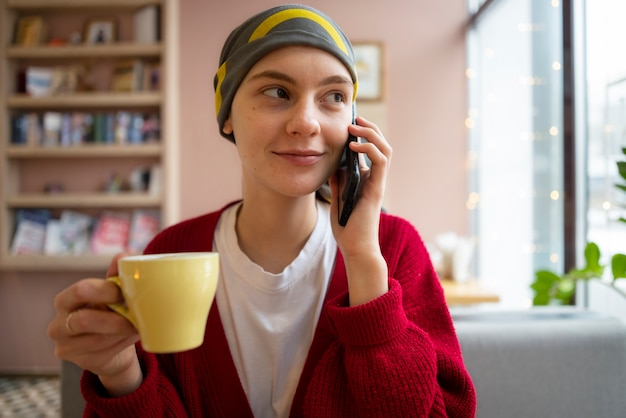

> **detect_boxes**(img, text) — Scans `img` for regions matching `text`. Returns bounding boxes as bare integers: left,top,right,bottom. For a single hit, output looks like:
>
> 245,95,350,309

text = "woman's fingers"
54,278,123,313
52,305,136,339
106,252,128,278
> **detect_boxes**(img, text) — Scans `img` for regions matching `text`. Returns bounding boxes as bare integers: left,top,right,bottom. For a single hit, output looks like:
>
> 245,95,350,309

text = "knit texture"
81,202,477,417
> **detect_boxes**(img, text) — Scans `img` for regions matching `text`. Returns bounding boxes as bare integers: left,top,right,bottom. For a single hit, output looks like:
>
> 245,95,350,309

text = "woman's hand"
47,253,143,396
329,116,392,306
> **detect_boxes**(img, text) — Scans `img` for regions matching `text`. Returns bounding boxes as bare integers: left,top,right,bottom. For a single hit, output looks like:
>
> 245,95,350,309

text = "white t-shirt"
213,201,336,418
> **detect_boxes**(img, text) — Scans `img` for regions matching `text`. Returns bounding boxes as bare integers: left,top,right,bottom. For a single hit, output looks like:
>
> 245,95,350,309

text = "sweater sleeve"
80,350,189,417
303,215,477,417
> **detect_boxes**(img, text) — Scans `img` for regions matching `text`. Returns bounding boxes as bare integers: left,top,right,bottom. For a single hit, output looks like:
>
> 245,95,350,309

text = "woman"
48,4,476,417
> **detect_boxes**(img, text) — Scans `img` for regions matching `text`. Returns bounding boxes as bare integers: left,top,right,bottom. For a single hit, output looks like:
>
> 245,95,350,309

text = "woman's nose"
286,100,321,137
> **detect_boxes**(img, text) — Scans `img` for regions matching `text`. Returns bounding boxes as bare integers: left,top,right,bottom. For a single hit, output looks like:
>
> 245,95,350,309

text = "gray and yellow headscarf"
214,4,358,142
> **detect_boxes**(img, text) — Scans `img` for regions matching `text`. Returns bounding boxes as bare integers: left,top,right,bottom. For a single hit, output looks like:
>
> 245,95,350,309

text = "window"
466,0,566,307
468,0,625,308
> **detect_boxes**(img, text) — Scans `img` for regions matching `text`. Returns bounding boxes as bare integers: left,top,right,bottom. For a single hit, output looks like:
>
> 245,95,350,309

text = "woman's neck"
235,194,319,274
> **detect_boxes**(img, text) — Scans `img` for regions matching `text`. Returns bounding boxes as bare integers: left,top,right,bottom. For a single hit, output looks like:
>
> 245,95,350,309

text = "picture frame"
84,19,116,44
353,42,384,101
14,16,45,46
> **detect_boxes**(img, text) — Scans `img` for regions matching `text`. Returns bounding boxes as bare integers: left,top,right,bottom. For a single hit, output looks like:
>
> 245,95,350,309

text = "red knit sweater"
81,203,477,417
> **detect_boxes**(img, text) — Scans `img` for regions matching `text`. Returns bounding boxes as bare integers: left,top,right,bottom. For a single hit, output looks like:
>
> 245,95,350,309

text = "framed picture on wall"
353,42,384,101
84,19,116,44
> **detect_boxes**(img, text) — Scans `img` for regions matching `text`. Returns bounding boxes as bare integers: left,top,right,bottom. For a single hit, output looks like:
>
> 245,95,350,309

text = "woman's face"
223,46,354,199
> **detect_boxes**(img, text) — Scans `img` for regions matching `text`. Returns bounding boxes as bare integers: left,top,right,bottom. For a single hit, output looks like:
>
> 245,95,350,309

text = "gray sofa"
452,308,626,418
62,308,626,417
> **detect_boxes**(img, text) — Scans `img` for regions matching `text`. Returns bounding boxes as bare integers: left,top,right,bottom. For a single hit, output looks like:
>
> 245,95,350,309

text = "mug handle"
106,276,138,328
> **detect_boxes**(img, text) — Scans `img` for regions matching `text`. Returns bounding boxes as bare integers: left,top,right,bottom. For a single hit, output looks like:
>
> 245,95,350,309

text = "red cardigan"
81,203,476,417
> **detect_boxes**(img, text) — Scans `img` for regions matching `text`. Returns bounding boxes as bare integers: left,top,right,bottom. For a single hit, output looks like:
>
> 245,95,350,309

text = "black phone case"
338,134,361,226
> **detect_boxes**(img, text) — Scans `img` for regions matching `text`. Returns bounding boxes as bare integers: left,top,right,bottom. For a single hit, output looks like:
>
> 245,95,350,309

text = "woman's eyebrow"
246,70,295,85
246,70,353,88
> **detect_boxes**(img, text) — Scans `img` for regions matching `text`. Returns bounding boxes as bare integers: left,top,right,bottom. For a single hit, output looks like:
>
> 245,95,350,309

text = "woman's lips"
274,150,324,166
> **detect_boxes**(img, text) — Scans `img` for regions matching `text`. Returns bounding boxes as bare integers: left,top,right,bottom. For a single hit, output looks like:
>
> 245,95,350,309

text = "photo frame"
353,42,384,101
84,20,116,44
14,16,45,46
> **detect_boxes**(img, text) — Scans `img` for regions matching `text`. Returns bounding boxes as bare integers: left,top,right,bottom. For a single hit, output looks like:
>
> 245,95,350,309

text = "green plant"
531,242,602,305
530,148,626,306
616,147,626,223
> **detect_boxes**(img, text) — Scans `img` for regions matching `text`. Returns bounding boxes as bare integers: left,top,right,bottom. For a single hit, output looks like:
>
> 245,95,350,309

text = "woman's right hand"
47,253,144,396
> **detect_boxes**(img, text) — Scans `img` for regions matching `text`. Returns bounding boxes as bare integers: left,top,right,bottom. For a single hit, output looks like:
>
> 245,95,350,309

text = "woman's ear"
223,115,233,135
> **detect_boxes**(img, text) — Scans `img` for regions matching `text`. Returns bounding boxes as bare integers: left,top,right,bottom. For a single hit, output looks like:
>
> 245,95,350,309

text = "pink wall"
0,0,468,373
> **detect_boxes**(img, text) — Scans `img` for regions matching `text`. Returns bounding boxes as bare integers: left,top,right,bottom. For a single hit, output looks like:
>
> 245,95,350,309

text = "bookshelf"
0,0,179,270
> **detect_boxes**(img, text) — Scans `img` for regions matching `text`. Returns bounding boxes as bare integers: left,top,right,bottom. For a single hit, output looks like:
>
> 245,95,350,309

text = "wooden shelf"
0,0,177,272
7,92,161,109
0,254,112,271
7,0,161,11
7,43,162,59
7,193,161,208
7,143,162,158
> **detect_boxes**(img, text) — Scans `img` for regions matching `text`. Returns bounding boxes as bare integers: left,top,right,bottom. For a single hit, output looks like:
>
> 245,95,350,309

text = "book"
128,113,144,144
14,16,46,46
104,113,115,143
43,112,62,147
142,62,160,91
69,112,83,145
148,164,162,196
25,113,42,147
114,111,131,144
11,114,28,144
44,219,63,255
93,113,105,143
142,114,160,142
60,113,72,147
10,209,51,255
127,210,160,254
59,210,93,255
133,5,160,43
111,60,144,92
82,113,94,143
91,211,131,255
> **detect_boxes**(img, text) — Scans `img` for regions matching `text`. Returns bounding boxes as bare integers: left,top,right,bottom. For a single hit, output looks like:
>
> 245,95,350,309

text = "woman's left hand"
329,116,392,306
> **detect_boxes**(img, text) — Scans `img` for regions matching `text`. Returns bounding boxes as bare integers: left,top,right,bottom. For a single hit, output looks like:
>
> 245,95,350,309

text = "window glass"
584,0,626,265
467,0,564,307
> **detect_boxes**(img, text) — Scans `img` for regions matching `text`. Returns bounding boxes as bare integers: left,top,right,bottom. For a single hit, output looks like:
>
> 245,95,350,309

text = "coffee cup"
107,252,219,353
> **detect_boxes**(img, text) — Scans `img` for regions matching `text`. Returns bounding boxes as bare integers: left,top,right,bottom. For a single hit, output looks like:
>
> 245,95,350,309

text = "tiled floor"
0,376,60,418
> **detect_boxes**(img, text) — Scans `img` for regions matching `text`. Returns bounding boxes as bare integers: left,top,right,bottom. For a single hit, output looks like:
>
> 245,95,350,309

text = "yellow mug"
107,252,219,353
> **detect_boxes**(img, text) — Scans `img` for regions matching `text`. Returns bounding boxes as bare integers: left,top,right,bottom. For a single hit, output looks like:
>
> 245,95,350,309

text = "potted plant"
531,147,626,305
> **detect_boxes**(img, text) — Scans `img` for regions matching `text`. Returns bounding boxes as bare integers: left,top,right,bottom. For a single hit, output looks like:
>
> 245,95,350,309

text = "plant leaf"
583,242,604,276
612,254,626,280
533,293,551,306
534,270,561,284
618,161,626,180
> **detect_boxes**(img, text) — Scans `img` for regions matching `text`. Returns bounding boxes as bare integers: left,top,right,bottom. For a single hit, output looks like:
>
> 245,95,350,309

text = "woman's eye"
264,87,289,99
325,92,345,103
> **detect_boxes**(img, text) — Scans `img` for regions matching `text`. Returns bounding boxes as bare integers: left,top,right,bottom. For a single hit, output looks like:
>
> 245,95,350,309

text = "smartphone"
338,132,361,227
